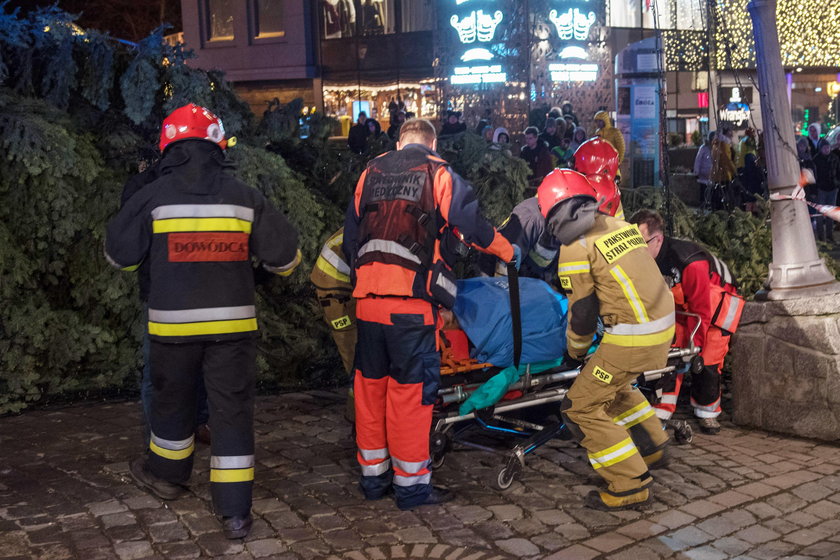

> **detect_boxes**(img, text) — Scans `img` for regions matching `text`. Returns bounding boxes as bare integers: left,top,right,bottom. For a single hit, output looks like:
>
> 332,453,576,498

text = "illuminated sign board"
545,0,601,82
550,63,598,81
447,1,507,86
451,64,506,84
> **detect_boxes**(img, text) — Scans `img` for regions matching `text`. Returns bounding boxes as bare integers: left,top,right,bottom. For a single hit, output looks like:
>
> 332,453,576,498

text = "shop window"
322,0,357,39
692,71,708,92
207,0,235,41
254,0,284,38
360,0,395,36
401,0,434,32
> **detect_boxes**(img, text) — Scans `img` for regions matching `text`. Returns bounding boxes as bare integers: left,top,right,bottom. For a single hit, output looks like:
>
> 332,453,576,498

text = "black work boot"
222,514,253,539
128,457,187,501
397,486,454,510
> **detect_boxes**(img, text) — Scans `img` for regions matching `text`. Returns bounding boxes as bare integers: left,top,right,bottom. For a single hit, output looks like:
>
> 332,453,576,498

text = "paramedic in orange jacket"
631,209,742,435
343,118,515,510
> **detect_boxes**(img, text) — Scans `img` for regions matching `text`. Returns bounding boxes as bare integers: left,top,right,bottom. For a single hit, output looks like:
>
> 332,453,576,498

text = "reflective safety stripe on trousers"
612,401,655,428
148,305,257,337
150,432,195,460
210,455,255,483
588,437,638,470
392,457,431,487
358,447,391,477
692,397,721,418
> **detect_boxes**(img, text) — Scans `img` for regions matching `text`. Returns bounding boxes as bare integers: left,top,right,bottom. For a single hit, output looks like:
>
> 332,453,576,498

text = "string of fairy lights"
660,0,840,72
712,0,840,70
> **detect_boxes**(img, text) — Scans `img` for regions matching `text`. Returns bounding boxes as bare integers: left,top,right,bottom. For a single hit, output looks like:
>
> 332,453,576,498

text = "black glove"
562,351,584,370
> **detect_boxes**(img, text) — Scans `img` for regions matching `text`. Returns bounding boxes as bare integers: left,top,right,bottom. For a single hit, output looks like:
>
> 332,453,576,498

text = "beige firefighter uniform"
310,228,357,375
558,214,675,497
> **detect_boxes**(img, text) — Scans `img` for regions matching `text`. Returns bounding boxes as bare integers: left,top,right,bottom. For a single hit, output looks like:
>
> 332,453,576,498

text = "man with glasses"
630,210,742,435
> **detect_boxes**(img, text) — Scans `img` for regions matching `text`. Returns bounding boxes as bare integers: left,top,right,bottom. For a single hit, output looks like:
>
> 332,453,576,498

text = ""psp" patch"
592,366,613,384
331,315,352,330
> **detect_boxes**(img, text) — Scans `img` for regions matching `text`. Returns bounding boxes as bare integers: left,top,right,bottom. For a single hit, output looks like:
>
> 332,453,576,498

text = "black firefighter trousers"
147,338,256,517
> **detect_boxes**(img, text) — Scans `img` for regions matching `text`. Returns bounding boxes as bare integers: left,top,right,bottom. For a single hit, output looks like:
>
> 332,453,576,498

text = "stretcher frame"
431,312,704,490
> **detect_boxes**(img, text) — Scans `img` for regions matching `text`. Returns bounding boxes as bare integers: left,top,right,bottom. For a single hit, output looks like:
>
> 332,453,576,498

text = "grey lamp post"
748,0,840,299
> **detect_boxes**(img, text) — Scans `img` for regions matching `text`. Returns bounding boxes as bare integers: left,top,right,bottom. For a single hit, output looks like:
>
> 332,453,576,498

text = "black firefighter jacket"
105,140,301,343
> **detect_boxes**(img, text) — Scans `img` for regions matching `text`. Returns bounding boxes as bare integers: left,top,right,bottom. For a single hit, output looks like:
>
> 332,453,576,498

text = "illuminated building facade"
179,0,840,140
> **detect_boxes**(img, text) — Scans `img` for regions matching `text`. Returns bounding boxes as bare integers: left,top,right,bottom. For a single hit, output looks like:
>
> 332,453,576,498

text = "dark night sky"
6,0,182,42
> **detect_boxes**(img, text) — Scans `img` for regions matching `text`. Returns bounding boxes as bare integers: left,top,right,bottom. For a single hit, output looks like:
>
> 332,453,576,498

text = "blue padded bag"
451,277,568,368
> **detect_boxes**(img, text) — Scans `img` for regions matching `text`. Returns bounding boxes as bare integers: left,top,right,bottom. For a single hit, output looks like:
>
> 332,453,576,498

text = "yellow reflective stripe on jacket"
613,401,655,428
152,217,253,234
148,318,258,337
588,437,638,469
609,265,649,322
210,468,255,483
558,261,591,274
602,326,675,347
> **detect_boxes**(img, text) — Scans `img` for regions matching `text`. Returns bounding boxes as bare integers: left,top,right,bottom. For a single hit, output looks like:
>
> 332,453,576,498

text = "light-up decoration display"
450,10,503,43
448,2,507,86
549,8,595,41
451,64,507,84
545,0,600,82
549,62,598,81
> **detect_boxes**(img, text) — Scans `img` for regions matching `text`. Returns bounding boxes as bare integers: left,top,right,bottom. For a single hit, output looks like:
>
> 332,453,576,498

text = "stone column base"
731,295,840,441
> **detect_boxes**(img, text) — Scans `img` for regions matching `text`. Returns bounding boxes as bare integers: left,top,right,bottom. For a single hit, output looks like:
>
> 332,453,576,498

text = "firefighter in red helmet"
344,118,516,510
538,169,674,511
573,138,624,218
106,104,301,539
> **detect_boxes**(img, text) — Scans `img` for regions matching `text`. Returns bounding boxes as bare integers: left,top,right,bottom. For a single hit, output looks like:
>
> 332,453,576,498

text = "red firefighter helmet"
159,104,227,152
573,138,619,180
588,173,622,217
536,169,598,218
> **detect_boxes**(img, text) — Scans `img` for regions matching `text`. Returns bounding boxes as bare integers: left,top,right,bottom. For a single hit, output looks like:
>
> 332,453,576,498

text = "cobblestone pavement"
2,390,840,560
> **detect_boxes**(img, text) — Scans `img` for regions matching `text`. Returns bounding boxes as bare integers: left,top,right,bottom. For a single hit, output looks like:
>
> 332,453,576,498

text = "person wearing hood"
365,118,386,149
537,169,674,511
594,111,625,179
440,110,467,136
710,129,736,184
492,127,510,144
813,138,840,241
569,126,588,155
105,105,301,540
807,123,821,156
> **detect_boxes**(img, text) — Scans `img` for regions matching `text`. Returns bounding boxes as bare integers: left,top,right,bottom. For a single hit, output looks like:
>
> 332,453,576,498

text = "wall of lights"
713,0,840,70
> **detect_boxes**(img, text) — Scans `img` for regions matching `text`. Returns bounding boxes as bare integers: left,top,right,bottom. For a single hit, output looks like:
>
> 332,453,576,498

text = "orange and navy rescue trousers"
148,338,256,517
354,297,440,509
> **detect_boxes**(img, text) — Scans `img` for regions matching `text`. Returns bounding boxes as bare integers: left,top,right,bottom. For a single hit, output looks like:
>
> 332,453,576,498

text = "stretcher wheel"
493,460,521,490
430,431,452,470
689,355,705,375
672,420,693,445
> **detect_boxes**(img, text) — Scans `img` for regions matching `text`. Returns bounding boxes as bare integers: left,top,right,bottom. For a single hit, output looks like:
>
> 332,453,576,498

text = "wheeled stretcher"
430,309,704,490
